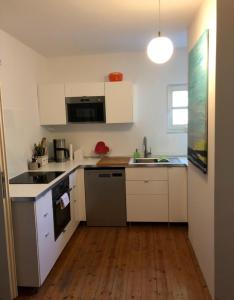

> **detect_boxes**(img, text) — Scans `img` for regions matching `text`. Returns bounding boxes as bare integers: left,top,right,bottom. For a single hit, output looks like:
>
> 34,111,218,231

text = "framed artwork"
188,30,209,173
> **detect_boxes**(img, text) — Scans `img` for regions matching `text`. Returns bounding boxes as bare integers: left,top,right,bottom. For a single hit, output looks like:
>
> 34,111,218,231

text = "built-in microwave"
66,96,106,123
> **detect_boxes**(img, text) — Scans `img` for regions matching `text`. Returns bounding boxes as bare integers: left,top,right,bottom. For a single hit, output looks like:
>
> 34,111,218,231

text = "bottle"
133,148,141,159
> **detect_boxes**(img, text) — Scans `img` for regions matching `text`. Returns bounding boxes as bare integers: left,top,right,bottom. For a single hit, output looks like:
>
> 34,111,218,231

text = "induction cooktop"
9,171,65,184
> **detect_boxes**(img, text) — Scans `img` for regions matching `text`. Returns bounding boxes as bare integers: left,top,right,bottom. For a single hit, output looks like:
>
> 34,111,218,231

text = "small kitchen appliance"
84,167,126,226
53,139,69,162
66,96,105,123
52,176,71,240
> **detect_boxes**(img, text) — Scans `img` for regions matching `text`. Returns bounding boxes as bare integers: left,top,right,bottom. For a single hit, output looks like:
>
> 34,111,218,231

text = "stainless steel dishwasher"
84,167,126,226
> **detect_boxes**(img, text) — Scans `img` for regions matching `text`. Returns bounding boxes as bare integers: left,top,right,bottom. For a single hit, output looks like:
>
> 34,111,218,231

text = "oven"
66,96,105,123
52,176,71,240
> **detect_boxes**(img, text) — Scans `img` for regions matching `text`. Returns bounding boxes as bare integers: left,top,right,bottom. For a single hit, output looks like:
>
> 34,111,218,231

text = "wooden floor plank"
17,223,211,300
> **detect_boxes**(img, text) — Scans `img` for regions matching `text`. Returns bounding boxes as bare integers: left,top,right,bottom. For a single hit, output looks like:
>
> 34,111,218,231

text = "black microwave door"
67,103,105,123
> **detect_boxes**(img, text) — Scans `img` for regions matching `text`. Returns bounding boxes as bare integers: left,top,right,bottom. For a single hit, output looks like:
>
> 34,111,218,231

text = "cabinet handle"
43,213,48,218
45,232,49,238
144,180,149,183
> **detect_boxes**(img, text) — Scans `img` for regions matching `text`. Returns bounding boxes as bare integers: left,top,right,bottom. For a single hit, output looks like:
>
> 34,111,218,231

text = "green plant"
33,142,45,157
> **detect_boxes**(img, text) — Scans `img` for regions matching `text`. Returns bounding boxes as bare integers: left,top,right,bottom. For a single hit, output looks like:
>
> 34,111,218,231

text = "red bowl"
108,72,123,82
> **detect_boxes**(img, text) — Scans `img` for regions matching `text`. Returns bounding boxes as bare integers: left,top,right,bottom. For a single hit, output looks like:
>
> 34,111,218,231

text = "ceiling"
0,0,203,57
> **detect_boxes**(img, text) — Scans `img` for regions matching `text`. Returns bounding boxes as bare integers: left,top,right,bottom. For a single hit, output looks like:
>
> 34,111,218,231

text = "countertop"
9,156,187,200
9,158,98,200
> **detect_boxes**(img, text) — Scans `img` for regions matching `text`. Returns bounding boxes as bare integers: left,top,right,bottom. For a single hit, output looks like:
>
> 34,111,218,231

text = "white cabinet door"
69,170,79,225
168,167,187,222
77,168,86,221
38,84,66,125
105,81,133,123
35,191,56,284
65,82,104,97
126,194,168,222
126,168,169,222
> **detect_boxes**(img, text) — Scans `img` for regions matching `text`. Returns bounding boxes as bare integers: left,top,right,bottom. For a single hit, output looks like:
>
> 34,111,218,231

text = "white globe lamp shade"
147,36,174,64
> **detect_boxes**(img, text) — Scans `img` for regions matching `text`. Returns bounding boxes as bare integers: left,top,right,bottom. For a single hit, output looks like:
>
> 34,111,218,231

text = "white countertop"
9,156,187,200
9,158,98,199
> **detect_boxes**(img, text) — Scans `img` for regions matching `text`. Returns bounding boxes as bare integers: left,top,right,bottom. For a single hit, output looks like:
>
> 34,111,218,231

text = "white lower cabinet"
69,170,80,226
12,170,82,288
126,168,169,222
12,190,56,287
125,167,187,223
77,168,86,221
168,167,188,222
35,191,56,284
127,194,168,222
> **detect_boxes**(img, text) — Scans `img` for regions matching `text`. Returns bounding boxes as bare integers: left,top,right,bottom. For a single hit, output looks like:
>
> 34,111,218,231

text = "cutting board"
96,156,130,166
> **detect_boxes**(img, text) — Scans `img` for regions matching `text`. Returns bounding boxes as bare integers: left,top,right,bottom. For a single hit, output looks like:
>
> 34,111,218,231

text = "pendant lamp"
147,0,174,64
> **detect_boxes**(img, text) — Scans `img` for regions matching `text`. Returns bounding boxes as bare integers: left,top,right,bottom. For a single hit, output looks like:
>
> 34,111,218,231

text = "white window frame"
167,84,188,133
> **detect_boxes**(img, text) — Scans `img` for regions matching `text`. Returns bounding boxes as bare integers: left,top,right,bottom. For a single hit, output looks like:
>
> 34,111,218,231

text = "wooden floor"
17,223,211,300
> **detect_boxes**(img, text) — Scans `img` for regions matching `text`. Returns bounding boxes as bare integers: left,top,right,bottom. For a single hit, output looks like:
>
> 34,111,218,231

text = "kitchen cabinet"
168,167,187,222
12,191,56,287
65,82,104,97
77,168,86,221
12,171,81,288
125,167,187,223
37,83,66,125
126,168,169,222
69,170,80,225
105,81,133,123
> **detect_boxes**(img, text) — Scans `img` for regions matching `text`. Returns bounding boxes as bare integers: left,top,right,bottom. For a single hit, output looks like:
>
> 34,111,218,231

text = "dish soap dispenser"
133,149,141,159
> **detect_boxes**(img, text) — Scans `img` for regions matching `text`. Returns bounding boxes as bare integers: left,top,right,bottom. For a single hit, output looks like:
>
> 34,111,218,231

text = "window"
167,84,188,133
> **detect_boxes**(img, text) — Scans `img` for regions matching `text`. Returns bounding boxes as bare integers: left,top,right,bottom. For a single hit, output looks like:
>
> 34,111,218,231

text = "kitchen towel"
60,192,70,209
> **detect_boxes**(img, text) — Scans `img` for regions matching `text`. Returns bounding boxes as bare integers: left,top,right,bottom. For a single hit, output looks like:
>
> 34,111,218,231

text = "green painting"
188,30,209,173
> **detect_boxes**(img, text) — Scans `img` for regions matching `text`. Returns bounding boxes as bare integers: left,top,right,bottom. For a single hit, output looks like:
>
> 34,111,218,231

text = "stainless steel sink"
130,157,170,164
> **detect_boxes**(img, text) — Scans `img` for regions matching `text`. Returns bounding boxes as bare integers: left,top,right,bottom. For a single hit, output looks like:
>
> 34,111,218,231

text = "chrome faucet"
143,136,152,158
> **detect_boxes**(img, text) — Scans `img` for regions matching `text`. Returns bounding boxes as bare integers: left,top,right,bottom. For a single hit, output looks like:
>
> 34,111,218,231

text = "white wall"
187,0,216,298
43,50,187,157
215,1,234,299
0,29,48,177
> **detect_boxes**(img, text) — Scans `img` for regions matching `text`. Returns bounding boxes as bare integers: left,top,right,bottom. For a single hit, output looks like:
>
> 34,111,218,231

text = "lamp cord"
158,0,161,36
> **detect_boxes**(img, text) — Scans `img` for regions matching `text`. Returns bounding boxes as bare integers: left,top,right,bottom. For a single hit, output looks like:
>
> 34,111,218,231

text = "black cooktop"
9,171,65,184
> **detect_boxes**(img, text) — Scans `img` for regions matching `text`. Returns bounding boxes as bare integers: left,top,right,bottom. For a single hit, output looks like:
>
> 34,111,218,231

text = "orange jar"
108,72,123,81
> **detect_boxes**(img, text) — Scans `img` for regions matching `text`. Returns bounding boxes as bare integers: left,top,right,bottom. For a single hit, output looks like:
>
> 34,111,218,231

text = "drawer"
126,180,168,195
35,191,55,284
126,167,168,181
126,194,168,222
36,190,53,235
37,227,55,284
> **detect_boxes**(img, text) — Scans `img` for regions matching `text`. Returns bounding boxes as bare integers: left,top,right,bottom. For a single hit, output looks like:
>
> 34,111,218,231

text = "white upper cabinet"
65,82,104,97
105,81,133,124
38,84,66,125
38,81,134,125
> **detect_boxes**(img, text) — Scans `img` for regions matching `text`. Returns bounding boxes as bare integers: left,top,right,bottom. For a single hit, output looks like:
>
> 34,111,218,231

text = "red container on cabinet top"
108,72,123,82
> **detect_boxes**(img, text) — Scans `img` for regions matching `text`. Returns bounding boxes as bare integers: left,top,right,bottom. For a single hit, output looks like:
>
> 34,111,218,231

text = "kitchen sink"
130,157,170,164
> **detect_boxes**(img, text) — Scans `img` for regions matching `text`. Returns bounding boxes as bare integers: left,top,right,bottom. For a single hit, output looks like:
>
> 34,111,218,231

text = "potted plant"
33,137,48,166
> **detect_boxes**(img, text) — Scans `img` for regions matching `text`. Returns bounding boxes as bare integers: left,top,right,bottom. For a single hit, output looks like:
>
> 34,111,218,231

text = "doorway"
0,89,17,300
